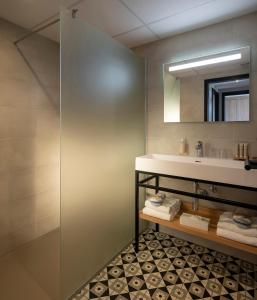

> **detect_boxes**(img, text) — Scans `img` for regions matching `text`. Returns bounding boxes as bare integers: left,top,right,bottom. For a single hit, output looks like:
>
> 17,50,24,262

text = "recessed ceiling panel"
0,0,59,30
75,0,143,36
121,0,212,23
116,26,157,48
149,0,257,38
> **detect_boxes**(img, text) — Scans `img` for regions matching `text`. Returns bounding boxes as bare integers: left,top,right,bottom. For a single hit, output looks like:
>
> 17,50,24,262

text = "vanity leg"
135,171,140,252
155,175,159,232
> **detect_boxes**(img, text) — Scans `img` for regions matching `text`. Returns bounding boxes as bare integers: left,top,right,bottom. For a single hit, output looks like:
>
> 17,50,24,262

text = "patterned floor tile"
136,250,153,262
140,261,157,274
205,278,230,297
122,244,135,254
172,238,189,248
164,247,182,258
107,265,125,279
189,281,213,299
211,263,231,278
91,268,108,282
162,270,182,286
172,257,188,269
143,232,155,241
237,273,256,291
167,283,192,300
152,249,168,260
149,287,171,300
73,229,257,300
128,275,147,292
121,253,138,264
108,277,129,296
123,262,143,277
138,242,147,251
143,272,166,289
185,254,205,268
89,281,109,298
161,240,174,249
176,267,199,283
195,266,215,280
109,255,123,267
155,258,174,272
200,253,216,265
129,289,151,299
73,284,89,299
146,240,163,251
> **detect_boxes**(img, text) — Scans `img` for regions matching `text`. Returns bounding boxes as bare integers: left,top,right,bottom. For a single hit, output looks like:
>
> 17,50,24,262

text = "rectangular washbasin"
136,154,257,188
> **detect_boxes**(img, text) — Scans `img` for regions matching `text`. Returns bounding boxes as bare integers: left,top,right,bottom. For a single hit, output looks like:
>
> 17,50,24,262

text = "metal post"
135,171,140,252
192,181,199,211
155,175,159,232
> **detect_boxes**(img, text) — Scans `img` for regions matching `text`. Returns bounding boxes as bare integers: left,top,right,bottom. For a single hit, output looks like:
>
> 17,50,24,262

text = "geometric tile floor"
72,229,257,300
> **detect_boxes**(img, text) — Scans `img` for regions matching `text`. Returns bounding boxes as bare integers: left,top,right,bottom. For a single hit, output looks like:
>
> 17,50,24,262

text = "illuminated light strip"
169,53,242,72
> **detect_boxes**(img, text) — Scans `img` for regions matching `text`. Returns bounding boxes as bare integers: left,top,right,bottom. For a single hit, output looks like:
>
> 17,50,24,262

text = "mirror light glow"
169,53,242,72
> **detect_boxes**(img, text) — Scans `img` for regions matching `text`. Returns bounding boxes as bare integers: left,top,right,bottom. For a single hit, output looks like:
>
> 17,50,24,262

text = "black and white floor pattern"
72,229,257,300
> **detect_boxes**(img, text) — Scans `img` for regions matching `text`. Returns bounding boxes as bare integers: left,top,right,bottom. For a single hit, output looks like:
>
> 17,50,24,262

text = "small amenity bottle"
179,138,187,155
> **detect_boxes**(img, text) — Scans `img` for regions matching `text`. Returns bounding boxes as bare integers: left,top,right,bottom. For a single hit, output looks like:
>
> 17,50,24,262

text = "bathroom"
0,0,257,299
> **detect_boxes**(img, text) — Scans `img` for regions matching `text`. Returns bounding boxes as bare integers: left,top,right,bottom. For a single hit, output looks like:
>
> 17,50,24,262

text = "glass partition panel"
60,9,145,299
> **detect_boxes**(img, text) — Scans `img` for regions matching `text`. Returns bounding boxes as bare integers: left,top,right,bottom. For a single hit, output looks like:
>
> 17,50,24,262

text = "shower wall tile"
0,18,60,257
0,42,34,80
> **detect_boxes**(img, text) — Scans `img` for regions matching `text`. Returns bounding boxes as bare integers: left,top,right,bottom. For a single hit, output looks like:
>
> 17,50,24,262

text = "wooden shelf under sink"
139,202,257,255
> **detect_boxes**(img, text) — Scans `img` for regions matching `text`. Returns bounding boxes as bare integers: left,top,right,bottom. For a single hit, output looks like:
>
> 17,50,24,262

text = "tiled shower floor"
73,229,257,300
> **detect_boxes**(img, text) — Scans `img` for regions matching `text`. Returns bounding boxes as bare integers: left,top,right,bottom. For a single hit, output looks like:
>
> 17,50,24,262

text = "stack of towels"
217,211,257,246
143,193,181,221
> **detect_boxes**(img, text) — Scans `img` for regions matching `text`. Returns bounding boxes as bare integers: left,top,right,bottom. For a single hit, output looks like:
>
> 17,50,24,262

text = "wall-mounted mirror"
163,47,250,123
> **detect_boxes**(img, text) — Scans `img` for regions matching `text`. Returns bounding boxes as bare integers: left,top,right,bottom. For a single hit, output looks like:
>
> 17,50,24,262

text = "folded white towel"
217,212,257,237
216,227,257,247
145,198,181,214
142,206,179,221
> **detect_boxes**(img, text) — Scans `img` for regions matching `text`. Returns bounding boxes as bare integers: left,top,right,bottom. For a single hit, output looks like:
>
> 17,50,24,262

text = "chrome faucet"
192,181,208,211
195,141,203,157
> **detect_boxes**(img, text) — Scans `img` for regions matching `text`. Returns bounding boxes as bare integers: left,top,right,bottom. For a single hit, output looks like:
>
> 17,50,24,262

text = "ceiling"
1,0,257,48
213,78,249,92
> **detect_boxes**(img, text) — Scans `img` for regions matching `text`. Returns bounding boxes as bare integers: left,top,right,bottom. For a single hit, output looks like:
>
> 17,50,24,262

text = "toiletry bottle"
243,143,249,159
179,138,186,155
234,143,239,159
239,143,244,159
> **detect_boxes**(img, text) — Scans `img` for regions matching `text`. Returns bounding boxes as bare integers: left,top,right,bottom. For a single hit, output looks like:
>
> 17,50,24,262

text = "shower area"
0,6,145,300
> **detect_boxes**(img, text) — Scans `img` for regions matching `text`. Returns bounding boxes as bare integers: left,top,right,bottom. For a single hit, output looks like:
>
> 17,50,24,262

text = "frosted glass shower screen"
60,10,145,299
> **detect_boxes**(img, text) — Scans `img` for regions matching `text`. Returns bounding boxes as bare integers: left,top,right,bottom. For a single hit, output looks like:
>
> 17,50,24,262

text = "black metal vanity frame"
135,170,257,252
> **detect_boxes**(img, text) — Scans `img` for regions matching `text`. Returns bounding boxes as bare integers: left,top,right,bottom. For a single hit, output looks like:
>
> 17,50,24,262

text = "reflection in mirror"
163,47,250,123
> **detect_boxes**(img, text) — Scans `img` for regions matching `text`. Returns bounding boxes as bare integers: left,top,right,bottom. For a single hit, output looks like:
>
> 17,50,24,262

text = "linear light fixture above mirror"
169,53,242,72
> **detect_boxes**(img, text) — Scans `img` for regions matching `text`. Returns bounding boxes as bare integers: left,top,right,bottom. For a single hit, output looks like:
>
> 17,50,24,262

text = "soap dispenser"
195,141,203,157
179,138,187,155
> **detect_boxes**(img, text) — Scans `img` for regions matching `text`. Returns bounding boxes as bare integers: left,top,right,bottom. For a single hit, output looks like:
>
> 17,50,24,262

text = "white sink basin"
136,154,257,188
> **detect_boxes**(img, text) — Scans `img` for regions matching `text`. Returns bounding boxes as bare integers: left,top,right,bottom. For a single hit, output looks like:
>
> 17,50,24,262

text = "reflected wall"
61,10,145,299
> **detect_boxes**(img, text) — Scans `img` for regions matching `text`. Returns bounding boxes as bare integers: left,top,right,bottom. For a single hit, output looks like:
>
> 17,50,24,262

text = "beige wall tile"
0,17,60,257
